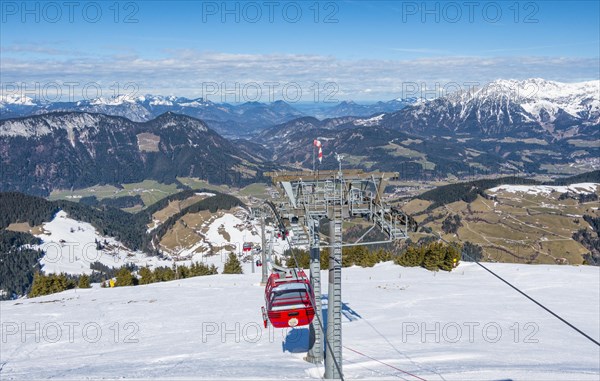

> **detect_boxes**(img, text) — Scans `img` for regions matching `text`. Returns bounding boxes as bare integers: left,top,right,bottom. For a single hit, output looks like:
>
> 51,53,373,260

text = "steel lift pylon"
265,159,411,379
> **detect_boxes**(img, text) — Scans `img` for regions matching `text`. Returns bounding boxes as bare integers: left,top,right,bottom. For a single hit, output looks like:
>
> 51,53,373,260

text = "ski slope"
175,212,290,272
1,262,598,380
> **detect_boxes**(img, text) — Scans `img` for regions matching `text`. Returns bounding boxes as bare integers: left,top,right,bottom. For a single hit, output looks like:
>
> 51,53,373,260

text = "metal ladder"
291,223,309,246
325,201,343,379
306,218,324,364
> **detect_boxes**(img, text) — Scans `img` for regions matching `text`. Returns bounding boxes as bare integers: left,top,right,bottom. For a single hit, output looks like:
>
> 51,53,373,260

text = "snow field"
34,209,290,276
1,262,598,380
488,183,599,196
35,211,171,275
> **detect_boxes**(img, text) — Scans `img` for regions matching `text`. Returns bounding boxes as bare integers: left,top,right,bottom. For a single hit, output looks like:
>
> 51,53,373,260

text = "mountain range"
0,112,275,195
0,94,412,137
257,79,599,175
293,98,418,119
379,78,599,139
1,79,598,195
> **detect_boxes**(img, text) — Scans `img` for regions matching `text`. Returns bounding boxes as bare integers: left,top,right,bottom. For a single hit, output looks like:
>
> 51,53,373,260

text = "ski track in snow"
1,262,598,380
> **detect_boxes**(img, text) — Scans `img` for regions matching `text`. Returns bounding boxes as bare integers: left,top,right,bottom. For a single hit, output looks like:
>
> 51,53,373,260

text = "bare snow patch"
488,183,599,196
353,113,385,126
195,192,216,197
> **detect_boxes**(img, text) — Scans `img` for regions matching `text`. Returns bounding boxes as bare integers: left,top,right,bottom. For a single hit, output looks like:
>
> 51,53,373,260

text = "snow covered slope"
1,262,598,380
31,208,288,275
33,210,169,275
160,208,290,272
488,183,599,196
459,79,599,123
382,79,600,139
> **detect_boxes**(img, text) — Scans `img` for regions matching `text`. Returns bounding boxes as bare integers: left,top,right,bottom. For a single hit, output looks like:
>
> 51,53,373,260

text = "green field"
49,184,122,201
48,177,260,211
238,183,269,198
382,142,436,170
177,177,230,192
49,180,181,207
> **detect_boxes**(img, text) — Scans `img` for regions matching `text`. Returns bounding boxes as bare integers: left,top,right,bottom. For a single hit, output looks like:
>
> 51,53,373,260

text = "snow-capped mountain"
2,79,597,139
0,94,38,106
0,95,305,137
2,79,598,184
257,116,358,145
0,94,415,132
490,79,600,122
381,79,600,139
254,79,599,177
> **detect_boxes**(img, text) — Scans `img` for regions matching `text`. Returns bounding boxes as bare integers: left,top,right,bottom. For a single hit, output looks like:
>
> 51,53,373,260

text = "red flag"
314,139,323,163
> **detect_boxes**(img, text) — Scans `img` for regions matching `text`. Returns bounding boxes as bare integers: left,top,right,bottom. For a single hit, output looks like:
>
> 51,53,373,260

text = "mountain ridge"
0,112,276,196
380,78,599,139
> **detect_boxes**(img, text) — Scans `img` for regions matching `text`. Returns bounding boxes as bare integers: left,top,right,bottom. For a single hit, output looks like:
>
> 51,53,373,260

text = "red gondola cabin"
276,228,289,240
262,269,315,328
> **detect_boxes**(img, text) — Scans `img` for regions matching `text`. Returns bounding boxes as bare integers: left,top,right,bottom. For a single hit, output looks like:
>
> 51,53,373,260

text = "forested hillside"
405,170,600,265
0,112,275,196
0,231,44,299
418,176,540,210
551,170,600,185
0,190,246,298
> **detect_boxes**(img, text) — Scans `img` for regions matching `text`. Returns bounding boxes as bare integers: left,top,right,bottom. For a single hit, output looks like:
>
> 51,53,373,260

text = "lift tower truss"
266,167,410,379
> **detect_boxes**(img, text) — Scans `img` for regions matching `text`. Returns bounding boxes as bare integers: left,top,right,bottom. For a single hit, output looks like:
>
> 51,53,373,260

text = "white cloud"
1,47,598,102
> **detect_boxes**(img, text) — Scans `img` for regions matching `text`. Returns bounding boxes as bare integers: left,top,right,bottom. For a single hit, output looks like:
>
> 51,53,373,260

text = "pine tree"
190,262,201,276
422,242,445,271
287,249,309,268
358,251,377,267
319,248,329,269
440,243,461,271
152,266,175,282
223,252,243,274
115,267,136,287
138,266,154,284
163,267,175,281
395,245,425,267
343,246,367,267
189,262,218,276
176,265,190,279
375,248,393,263
28,272,74,297
78,274,91,288
462,241,483,262
49,274,71,293
28,272,48,297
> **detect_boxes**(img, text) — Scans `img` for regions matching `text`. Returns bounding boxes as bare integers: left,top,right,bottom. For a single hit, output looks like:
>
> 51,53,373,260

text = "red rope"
343,346,427,381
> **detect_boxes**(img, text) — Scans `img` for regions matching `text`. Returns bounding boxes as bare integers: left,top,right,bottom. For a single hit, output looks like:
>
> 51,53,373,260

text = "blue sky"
1,0,599,102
